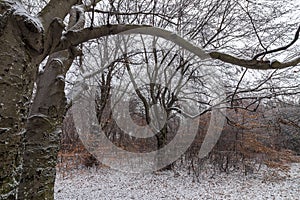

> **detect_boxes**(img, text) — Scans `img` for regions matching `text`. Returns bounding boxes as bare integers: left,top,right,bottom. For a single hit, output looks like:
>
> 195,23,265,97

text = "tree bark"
17,51,72,199
0,1,85,198
0,2,39,198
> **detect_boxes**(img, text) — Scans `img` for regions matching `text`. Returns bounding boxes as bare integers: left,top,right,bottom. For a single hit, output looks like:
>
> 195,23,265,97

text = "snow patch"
10,1,43,32
55,163,300,200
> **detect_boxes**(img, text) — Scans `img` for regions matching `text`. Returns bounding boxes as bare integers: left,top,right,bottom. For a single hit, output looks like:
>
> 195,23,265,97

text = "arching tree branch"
55,26,300,70
55,24,151,51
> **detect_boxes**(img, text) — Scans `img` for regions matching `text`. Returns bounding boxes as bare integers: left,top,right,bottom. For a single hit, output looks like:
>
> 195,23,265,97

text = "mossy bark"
0,6,36,199
0,1,69,199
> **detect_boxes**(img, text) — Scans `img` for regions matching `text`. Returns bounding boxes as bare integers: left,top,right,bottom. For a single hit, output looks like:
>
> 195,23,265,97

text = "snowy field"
55,163,300,200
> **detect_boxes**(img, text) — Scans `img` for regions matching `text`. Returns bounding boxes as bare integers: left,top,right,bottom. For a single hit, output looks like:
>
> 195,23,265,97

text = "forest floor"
54,163,300,200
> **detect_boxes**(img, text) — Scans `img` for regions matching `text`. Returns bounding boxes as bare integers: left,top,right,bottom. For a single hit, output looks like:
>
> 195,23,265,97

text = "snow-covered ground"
55,163,300,200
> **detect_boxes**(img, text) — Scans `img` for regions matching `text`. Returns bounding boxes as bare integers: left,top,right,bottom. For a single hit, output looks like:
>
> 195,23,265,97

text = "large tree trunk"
0,0,87,198
0,2,39,199
0,1,71,199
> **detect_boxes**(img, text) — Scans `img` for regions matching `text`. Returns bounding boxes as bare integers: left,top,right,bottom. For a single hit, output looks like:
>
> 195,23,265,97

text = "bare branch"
253,25,300,59
89,9,178,25
55,26,210,59
231,68,248,108
209,51,300,70
55,24,150,51
55,25,300,70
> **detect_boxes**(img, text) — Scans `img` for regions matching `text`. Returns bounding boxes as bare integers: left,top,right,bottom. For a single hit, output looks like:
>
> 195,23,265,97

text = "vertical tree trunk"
0,1,84,198
18,51,73,200
156,125,173,170
0,8,36,199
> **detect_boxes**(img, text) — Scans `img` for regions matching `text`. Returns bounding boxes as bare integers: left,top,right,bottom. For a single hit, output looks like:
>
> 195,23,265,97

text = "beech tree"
0,0,299,199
